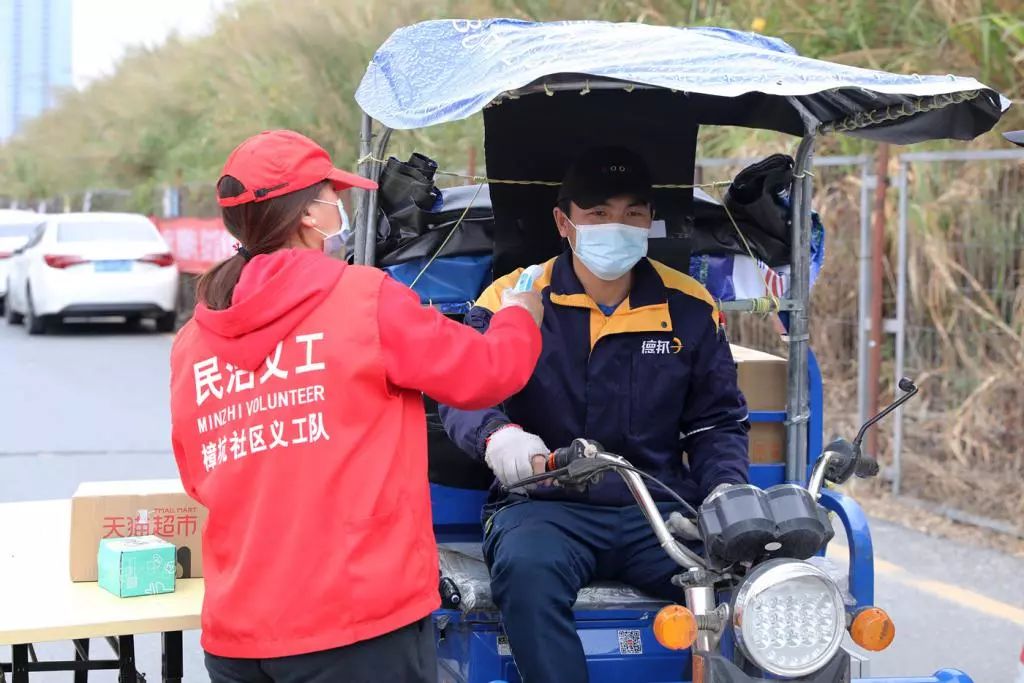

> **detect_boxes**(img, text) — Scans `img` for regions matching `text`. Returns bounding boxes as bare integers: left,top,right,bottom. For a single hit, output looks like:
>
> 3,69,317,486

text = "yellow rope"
738,297,777,315
819,90,982,136
360,154,785,312
361,91,975,308
712,185,782,316
408,181,486,290
355,154,732,191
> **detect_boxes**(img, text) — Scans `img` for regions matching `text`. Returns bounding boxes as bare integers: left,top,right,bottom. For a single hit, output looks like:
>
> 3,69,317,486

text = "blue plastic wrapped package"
385,254,493,305
809,212,826,288
768,193,827,290
689,255,741,302
688,254,781,302
689,212,826,302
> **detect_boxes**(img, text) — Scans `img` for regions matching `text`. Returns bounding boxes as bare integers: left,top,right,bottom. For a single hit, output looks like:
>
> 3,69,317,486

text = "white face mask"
567,219,649,281
312,198,350,259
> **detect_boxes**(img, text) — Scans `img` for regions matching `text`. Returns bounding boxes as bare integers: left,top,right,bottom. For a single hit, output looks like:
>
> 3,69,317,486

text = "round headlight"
733,559,846,678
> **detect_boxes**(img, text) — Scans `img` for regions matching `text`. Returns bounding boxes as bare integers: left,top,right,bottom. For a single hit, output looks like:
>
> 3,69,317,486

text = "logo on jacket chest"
640,337,683,355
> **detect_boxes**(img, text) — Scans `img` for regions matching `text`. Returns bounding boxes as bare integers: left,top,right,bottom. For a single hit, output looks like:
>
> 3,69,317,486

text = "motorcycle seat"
438,542,672,614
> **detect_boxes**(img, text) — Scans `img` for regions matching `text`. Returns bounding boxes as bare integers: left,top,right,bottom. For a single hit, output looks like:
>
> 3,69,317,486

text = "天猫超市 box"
70,479,206,582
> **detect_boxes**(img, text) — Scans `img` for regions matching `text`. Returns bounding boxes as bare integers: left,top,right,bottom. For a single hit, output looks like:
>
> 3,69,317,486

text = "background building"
0,0,73,141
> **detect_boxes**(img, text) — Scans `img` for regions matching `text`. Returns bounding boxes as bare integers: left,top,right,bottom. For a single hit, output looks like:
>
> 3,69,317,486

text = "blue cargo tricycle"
349,18,1010,683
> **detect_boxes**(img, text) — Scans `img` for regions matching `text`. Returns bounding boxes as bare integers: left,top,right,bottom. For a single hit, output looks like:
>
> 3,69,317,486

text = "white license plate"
95,260,132,273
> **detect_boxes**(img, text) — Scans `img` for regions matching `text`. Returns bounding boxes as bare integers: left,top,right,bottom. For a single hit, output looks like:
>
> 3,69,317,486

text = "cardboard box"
730,344,788,411
70,479,207,582
98,536,176,598
730,344,788,464
748,423,786,464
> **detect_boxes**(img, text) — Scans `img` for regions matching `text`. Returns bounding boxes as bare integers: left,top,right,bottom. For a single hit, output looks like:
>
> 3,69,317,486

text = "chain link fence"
893,150,1024,525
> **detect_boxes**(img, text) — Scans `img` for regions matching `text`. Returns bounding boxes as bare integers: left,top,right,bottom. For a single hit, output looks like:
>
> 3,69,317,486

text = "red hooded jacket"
170,249,540,658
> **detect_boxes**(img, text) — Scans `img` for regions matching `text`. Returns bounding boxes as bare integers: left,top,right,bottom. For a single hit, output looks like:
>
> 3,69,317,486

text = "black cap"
1005,131,1024,147
557,146,653,210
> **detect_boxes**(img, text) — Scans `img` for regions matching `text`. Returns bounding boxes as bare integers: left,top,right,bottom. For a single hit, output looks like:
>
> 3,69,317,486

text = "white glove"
484,425,549,489
666,511,701,542
667,484,737,542
500,289,544,327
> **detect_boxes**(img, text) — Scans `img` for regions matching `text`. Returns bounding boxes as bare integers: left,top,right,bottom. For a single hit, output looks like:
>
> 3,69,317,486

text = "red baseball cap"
217,129,378,208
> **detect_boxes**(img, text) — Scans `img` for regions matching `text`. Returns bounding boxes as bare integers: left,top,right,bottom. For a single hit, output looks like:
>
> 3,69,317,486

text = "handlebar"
853,377,919,450
506,380,921,572
600,452,707,570
546,437,602,471
808,377,919,498
504,439,707,570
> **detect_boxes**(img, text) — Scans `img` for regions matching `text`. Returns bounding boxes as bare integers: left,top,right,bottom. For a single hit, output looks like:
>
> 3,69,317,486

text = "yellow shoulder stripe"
649,259,720,328
475,269,522,313
474,257,558,313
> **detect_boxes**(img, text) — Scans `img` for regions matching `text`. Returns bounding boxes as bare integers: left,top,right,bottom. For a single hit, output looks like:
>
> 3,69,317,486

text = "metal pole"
354,113,373,267
786,132,816,484
363,126,393,267
899,148,1024,163
892,160,910,496
867,145,890,461
857,159,873,432
685,585,717,652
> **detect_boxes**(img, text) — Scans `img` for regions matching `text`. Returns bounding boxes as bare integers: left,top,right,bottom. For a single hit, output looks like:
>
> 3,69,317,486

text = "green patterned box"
98,535,176,598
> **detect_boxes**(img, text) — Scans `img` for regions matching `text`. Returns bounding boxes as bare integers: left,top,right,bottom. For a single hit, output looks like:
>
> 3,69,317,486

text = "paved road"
1,319,1021,682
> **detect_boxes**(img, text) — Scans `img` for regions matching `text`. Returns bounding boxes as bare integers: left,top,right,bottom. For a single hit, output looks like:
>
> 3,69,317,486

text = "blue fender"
855,671,974,683
819,488,873,608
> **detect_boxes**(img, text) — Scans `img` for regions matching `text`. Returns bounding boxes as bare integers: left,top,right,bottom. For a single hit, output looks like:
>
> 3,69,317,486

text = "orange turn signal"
850,607,896,652
654,605,698,651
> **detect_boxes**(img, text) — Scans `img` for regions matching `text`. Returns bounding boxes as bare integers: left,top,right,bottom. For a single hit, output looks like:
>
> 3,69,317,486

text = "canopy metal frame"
351,78,964,483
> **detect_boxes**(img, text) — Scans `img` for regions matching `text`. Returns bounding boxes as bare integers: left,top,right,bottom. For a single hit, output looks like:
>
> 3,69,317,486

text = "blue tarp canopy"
355,19,1010,143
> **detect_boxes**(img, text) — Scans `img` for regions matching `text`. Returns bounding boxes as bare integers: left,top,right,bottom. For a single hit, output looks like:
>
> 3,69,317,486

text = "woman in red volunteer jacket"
169,130,543,683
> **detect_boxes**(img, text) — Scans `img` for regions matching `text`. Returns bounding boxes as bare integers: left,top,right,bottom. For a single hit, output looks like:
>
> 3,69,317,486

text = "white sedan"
5,213,179,334
0,210,45,315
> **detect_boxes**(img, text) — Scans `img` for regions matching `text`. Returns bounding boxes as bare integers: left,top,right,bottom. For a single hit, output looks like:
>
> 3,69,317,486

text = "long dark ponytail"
197,176,328,310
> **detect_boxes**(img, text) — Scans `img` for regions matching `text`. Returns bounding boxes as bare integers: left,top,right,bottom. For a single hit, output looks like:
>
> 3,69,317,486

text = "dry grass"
731,154,1024,528
896,158,1024,524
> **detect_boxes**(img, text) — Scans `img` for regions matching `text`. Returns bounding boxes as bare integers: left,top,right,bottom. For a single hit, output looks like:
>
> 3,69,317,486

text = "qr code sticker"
497,634,512,657
617,629,643,655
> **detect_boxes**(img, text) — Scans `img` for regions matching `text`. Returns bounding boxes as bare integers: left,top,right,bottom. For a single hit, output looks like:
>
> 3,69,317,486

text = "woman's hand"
500,290,544,327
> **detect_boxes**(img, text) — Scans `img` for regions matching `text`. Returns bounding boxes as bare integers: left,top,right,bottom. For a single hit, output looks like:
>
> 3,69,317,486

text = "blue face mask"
568,220,649,281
